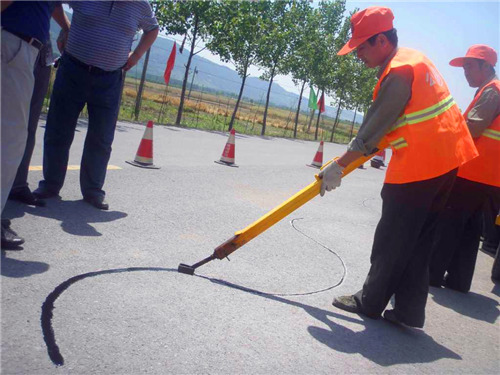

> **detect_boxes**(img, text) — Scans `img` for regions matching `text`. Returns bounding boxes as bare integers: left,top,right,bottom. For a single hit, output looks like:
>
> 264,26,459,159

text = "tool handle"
213,141,389,259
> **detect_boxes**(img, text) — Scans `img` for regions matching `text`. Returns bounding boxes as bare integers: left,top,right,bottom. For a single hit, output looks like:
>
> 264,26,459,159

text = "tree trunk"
261,64,276,136
330,93,344,143
307,109,315,131
228,61,249,131
134,47,151,121
175,15,199,126
314,90,323,141
293,80,306,138
349,106,358,140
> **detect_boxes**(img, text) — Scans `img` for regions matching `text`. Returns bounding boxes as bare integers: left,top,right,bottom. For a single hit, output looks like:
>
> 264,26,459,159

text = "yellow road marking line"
29,165,122,171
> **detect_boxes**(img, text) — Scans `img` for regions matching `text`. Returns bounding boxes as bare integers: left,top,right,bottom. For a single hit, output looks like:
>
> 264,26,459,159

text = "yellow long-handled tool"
178,142,388,275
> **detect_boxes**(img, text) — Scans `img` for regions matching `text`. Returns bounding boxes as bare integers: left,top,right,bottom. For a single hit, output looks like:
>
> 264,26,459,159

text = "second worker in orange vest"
429,45,500,292
319,6,477,328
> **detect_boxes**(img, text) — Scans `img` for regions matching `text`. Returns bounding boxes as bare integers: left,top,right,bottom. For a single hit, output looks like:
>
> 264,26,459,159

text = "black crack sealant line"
41,218,347,366
195,218,347,298
41,267,176,366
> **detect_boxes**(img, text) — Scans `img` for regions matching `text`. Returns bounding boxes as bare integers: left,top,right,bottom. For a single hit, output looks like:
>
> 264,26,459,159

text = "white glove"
318,161,344,197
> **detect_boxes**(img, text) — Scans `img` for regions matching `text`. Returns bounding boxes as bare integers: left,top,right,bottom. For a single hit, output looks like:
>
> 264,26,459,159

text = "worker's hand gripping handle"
213,141,389,260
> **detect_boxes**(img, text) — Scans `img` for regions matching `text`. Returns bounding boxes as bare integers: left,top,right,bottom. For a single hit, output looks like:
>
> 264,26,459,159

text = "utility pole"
187,66,198,100
134,47,151,121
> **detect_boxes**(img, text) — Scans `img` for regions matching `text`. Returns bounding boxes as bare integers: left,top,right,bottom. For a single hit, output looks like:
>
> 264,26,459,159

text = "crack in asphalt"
41,218,347,366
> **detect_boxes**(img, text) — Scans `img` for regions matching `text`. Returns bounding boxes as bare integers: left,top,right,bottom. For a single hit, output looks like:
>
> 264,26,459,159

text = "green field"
43,73,359,144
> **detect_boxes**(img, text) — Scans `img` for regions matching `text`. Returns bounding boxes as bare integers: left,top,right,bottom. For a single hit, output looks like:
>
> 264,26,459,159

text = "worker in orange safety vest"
319,6,478,328
429,45,500,293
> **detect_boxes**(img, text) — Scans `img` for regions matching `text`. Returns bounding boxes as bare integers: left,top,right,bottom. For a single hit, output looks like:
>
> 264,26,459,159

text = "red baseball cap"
338,7,394,56
449,45,497,67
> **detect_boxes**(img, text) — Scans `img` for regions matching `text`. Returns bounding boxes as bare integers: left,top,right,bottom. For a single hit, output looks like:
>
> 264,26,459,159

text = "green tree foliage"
257,0,308,136
329,15,354,142
308,0,347,140
152,0,378,140
154,1,215,126
283,1,317,138
205,0,269,131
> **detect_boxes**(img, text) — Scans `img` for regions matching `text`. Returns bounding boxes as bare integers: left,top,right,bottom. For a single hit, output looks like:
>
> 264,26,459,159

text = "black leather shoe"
84,195,109,210
1,220,25,249
33,187,59,199
481,243,498,256
429,278,444,288
383,309,422,328
9,187,46,207
383,310,402,325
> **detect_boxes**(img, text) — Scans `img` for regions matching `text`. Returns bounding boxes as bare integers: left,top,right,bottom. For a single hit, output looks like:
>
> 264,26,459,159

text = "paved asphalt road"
2,119,499,374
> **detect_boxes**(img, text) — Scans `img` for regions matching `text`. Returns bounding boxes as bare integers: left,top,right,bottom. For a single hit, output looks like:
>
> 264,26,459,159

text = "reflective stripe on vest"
374,48,477,184
391,95,456,132
483,128,500,141
457,79,500,187
389,137,408,149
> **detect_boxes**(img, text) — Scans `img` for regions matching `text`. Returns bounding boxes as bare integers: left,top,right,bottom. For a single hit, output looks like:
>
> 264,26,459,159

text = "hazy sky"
345,1,500,111
63,1,499,110
184,0,499,112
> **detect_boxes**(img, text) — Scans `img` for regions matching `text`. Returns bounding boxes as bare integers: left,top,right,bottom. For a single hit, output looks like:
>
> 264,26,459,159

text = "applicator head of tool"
177,263,195,275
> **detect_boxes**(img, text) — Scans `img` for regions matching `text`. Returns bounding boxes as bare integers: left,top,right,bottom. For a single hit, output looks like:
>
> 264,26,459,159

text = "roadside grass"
43,74,358,144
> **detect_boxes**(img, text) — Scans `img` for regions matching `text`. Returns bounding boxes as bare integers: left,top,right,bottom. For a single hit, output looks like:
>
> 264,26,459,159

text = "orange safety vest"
374,48,478,184
457,80,500,187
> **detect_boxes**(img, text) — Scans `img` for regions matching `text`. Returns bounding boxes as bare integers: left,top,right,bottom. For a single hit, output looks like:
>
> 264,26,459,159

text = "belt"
4,29,43,50
65,53,119,75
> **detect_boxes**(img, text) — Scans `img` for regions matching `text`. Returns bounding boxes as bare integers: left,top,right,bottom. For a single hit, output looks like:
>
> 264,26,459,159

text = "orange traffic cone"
215,128,238,167
126,120,160,169
307,141,323,168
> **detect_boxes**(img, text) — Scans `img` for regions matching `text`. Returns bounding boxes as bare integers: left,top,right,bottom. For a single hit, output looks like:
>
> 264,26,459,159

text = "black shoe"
442,278,469,293
481,243,498,256
429,278,444,288
332,295,362,314
383,309,422,328
84,195,109,210
33,186,59,199
9,187,46,207
1,220,24,249
383,309,404,325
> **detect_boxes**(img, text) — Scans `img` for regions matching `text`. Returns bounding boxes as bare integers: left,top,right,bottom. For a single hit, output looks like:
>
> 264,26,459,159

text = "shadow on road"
6,199,127,237
429,287,499,324
1,251,50,278
200,275,462,367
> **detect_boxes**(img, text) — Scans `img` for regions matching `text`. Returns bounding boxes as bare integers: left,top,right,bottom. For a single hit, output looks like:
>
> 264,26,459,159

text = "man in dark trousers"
319,7,477,328
429,45,500,293
33,1,159,210
1,1,69,248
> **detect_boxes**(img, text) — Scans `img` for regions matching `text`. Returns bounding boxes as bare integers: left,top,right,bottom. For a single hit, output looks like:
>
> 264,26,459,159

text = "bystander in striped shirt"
66,0,158,71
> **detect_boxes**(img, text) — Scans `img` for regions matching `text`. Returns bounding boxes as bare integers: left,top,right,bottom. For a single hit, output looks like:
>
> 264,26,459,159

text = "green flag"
308,87,318,110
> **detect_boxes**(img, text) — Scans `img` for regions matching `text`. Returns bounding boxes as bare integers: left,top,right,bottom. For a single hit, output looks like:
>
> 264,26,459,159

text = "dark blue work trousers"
38,53,122,198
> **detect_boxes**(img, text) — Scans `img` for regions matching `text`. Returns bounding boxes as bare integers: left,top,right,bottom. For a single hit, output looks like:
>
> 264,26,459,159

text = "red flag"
164,42,176,86
317,92,325,113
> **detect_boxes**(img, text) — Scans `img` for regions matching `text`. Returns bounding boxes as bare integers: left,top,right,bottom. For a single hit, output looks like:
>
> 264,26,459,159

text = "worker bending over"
319,6,477,328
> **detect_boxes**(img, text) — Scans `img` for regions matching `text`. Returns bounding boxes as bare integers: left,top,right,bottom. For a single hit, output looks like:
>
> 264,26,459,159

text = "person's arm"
336,67,412,167
52,4,71,53
319,68,412,196
52,4,70,31
123,27,159,72
466,86,500,138
1,1,13,12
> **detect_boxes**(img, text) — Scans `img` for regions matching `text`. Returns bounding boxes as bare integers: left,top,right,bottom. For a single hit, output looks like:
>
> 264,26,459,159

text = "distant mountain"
49,14,362,124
